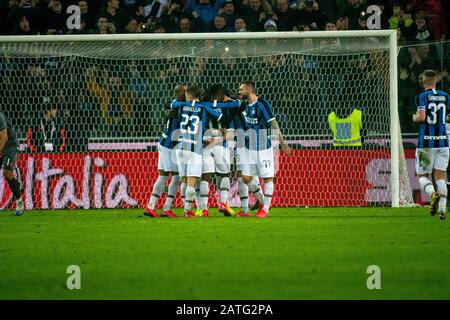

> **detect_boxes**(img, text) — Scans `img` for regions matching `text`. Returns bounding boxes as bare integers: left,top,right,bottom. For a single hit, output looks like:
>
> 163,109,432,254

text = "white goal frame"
0,30,400,207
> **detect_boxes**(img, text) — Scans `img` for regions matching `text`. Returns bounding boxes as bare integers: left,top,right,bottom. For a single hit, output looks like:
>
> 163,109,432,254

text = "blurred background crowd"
1,0,449,37
0,0,449,151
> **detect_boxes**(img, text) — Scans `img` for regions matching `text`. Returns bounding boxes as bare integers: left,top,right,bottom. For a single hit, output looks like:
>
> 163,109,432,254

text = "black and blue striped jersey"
243,97,276,151
201,100,240,147
171,100,224,154
228,109,249,149
159,100,180,149
416,89,450,148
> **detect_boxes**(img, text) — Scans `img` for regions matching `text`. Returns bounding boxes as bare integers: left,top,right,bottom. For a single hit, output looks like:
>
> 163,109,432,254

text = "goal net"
0,31,413,210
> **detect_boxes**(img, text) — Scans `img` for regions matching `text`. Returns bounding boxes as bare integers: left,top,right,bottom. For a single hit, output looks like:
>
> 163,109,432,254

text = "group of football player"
143,81,291,218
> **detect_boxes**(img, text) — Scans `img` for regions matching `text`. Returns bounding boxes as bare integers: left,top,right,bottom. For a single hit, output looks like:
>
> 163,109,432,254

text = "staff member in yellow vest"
328,107,363,147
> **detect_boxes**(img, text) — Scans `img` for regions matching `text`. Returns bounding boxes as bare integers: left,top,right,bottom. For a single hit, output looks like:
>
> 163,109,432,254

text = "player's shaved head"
174,84,187,101
422,69,438,87
241,80,255,92
186,85,202,101
239,80,255,99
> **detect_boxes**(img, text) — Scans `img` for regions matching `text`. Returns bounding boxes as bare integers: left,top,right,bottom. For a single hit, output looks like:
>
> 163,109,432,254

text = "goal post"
0,30,411,210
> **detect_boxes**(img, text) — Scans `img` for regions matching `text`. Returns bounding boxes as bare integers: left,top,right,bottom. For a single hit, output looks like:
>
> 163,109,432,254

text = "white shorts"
157,144,177,172
415,147,449,175
175,149,202,177
241,147,275,178
235,147,246,172
202,144,231,174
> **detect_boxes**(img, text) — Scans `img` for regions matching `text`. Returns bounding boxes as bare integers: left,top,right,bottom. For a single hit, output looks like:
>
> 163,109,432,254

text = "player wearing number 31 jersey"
413,69,450,220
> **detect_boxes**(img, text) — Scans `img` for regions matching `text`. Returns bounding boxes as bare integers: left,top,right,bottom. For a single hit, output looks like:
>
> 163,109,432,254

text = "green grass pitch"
0,207,449,300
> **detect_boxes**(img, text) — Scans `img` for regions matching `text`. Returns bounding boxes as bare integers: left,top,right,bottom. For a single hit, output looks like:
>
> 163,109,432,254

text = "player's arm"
259,100,291,155
413,110,426,123
413,94,426,123
202,100,241,109
204,104,223,122
270,119,292,155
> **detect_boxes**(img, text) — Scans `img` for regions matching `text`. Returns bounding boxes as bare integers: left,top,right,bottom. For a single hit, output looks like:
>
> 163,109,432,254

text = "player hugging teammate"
144,81,291,218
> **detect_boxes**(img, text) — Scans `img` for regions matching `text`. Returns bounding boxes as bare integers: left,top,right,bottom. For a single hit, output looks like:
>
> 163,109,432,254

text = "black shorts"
1,147,18,172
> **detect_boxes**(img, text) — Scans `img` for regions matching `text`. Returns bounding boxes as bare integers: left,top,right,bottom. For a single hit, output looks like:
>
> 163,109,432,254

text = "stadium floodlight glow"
0,30,409,208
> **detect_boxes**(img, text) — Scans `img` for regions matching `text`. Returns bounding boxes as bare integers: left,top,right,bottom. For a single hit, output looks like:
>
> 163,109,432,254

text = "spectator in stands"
178,14,207,32
93,15,115,34
78,0,95,32
186,0,224,28
408,43,439,81
336,15,349,30
153,21,167,33
212,14,228,32
296,0,327,31
219,0,236,32
390,2,414,35
272,0,298,31
143,0,168,19
406,11,431,41
389,1,404,30
264,18,277,31
409,0,444,40
160,0,188,33
14,15,35,35
27,103,66,153
398,65,418,133
337,0,364,30
44,0,67,34
85,67,133,137
124,16,139,33
324,20,337,30
133,4,148,24
241,0,273,31
101,0,127,33
178,15,193,32
6,0,41,34
234,16,247,32
122,0,140,16
355,11,368,30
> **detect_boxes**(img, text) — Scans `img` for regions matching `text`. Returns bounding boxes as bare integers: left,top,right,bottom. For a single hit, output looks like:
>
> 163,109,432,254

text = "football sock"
181,182,187,207
184,186,195,212
7,177,22,200
247,178,264,204
263,181,274,212
419,176,435,196
200,180,209,211
436,179,447,212
147,175,168,209
237,177,249,213
163,175,180,211
195,181,203,210
219,177,230,204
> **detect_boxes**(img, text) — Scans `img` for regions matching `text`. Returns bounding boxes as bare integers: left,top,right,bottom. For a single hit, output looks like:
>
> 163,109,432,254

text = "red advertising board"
1,149,403,210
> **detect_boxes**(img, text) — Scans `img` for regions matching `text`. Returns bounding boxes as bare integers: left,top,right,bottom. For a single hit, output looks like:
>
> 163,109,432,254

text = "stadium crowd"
0,0,449,38
0,0,450,146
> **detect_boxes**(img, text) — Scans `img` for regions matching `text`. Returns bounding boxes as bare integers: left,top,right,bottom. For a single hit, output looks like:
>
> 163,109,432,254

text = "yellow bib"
328,109,362,147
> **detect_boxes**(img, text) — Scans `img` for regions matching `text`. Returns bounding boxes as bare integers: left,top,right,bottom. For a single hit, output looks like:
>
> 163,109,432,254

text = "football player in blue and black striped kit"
238,81,291,218
413,70,450,220
171,85,240,218
144,84,186,218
